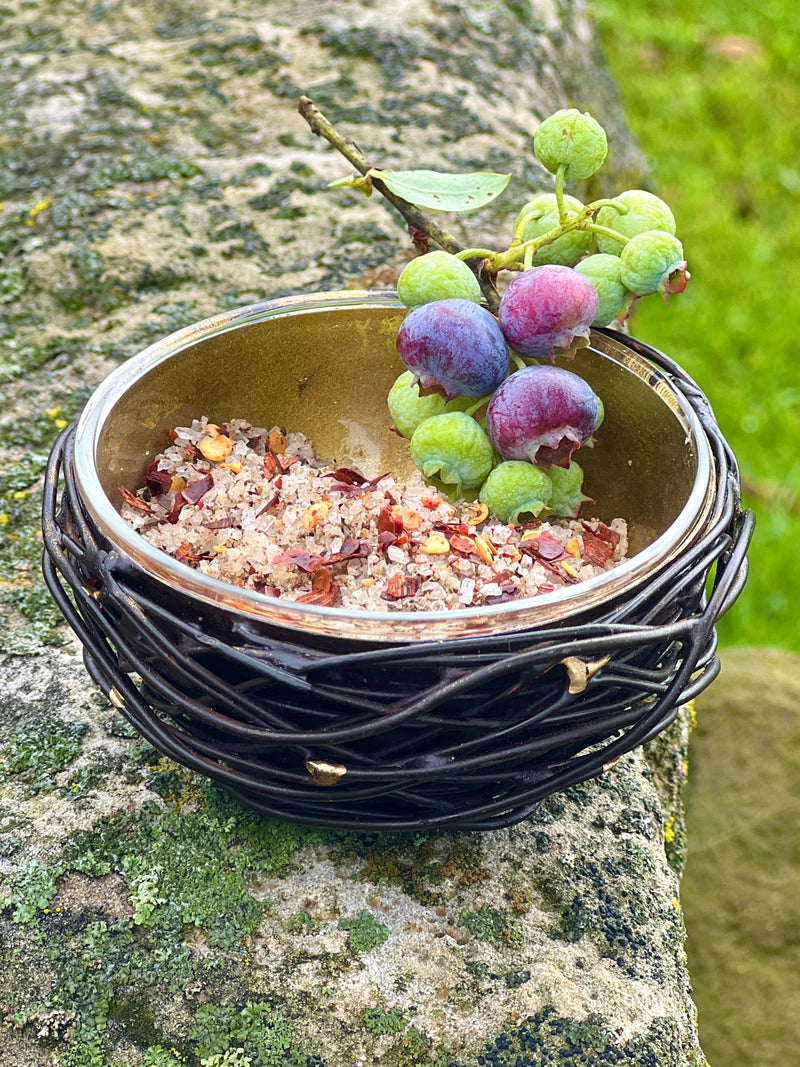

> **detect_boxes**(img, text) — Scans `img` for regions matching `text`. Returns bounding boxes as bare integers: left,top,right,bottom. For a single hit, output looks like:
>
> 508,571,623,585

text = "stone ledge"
0,649,704,1065
0,0,703,1062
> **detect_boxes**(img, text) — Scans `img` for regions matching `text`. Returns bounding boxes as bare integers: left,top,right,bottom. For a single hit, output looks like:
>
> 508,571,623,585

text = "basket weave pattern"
42,336,752,830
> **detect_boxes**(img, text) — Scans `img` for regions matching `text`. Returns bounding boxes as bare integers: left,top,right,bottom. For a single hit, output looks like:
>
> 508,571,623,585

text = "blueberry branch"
297,95,501,309
457,210,631,274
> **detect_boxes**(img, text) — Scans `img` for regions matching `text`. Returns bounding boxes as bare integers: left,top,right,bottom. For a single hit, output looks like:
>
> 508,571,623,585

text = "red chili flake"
522,530,566,561
255,493,281,518
166,495,185,520
118,486,153,513
377,507,401,535
174,542,215,563
263,452,280,478
167,478,212,521
278,453,299,471
384,489,398,506
420,496,442,510
438,521,470,537
167,429,178,444
311,565,334,591
326,538,368,565
377,530,399,551
325,469,390,496
145,461,172,497
296,566,338,606
182,472,214,504
584,520,621,550
323,467,368,486
254,582,282,598
383,574,421,600
271,548,325,573
581,528,615,566
201,516,237,530
449,534,476,554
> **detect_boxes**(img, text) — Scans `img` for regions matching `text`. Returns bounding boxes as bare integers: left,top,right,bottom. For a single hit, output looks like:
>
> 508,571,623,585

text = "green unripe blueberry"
397,250,482,309
387,371,474,439
410,411,495,494
388,371,448,438
548,461,588,518
515,192,592,267
594,189,676,255
574,254,632,327
619,230,689,297
479,461,553,525
533,109,608,181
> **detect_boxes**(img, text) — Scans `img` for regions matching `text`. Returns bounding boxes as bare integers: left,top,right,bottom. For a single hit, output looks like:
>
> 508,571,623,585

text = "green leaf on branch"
328,168,511,211
374,169,511,211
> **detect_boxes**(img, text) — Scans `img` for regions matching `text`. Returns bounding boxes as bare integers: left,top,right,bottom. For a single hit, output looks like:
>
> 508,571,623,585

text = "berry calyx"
533,109,608,181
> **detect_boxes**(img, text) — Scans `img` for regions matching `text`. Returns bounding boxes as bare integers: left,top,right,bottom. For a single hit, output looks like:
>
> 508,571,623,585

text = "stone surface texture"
0,0,706,1064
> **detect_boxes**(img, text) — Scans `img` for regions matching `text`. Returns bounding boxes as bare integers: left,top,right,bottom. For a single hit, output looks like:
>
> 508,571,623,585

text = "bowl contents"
119,417,627,612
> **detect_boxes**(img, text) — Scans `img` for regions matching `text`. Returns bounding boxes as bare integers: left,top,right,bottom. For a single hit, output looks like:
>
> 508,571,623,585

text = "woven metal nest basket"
42,290,753,830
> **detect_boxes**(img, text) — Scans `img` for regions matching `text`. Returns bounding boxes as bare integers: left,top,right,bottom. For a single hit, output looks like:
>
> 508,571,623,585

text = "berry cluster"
386,108,688,524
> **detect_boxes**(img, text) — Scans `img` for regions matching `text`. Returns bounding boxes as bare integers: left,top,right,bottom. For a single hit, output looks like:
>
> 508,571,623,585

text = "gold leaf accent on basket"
559,654,611,695
306,759,348,786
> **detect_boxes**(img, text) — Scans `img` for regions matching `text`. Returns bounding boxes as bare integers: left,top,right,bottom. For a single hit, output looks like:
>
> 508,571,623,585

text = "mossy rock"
0,650,706,1065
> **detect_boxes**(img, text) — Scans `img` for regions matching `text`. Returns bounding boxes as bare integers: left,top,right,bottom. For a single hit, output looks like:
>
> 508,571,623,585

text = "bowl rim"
73,289,715,643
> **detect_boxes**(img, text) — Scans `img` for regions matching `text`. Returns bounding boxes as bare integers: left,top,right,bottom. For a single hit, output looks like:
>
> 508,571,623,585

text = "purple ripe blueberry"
396,298,509,401
486,364,600,470
498,265,599,360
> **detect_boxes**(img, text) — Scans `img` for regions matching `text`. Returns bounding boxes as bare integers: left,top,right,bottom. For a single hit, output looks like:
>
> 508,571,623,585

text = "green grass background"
592,7,800,1064
593,0,800,651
